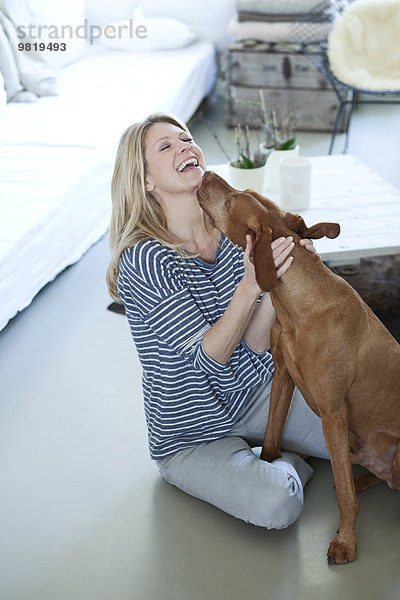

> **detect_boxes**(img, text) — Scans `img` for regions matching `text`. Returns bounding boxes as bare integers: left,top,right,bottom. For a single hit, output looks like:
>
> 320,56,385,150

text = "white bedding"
0,40,216,330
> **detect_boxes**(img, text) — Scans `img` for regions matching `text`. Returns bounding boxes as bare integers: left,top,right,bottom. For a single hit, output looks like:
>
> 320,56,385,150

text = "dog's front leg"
320,401,360,565
261,342,295,462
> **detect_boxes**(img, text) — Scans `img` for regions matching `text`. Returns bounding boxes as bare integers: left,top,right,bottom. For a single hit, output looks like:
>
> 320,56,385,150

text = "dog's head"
197,171,340,292
197,171,279,290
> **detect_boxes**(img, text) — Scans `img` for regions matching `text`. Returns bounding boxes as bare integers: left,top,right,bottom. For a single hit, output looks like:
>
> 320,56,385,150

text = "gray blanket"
236,0,326,13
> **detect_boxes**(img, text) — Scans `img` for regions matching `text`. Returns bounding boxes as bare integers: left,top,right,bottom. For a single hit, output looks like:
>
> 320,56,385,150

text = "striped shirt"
117,234,274,460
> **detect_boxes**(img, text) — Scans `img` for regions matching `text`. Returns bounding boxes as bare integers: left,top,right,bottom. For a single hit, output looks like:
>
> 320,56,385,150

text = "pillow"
85,0,138,26
98,17,197,51
0,0,86,68
137,0,236,50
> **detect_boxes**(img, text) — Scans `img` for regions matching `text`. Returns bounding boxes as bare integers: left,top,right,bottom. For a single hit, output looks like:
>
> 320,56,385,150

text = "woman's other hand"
271,236,294,279
242,234,262,293
243,235,295,289
243,235,320,290
299,238,320,258
273,237,320,279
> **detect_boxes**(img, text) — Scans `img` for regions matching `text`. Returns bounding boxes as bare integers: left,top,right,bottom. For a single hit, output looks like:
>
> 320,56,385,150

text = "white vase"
279,156,312,211
264,146,300,192
228,163,265,194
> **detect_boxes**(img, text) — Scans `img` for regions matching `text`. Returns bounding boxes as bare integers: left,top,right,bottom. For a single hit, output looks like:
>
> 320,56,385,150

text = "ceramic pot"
228,162,265,194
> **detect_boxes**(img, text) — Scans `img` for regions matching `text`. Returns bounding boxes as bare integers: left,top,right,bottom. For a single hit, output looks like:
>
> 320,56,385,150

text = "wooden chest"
225,42,350,132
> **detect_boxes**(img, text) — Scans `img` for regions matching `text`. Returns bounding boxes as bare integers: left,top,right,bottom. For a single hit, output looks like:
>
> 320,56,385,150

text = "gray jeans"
156,379,329,530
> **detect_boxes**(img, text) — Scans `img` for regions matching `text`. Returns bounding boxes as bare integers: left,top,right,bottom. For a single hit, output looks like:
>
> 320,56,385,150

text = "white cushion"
0,0,86,68
138,0,236,50
328,0,400,91
98,17,197,51
85,0,138,26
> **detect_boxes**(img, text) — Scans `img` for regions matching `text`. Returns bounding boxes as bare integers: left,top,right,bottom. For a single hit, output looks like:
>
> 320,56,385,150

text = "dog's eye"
225,198,231,209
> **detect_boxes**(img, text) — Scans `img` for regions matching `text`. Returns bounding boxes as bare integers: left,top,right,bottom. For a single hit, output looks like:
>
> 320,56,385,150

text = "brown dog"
197,171,400,564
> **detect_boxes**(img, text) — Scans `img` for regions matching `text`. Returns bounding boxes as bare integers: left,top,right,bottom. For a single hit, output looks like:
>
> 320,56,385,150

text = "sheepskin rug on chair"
328,0,400,91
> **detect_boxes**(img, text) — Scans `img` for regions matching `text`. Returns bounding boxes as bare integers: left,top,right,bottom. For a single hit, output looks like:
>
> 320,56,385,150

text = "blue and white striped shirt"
117,234,274,460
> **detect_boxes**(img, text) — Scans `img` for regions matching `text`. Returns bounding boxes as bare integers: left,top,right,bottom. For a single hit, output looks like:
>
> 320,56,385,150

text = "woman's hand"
273,237,319,278
242,235,295,291
271,236,294,279
242,234,262,294
299,238,320,258
245,235,320,286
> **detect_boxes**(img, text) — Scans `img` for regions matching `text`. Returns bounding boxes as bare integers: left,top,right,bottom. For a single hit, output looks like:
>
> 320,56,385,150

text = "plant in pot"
258,90,299,191
199,100,297,194
228,123,267,193
198,113,268,193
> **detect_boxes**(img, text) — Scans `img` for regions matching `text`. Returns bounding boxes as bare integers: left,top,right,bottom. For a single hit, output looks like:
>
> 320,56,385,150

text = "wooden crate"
225,42,350,132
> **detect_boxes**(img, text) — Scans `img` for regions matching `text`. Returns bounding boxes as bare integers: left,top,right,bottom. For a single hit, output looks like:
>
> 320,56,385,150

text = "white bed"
0,144,114,331
0,41,217,150
0,40,217,331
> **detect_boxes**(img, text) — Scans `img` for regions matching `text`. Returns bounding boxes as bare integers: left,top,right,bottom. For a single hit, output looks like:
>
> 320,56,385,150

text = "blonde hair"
106,112,203,302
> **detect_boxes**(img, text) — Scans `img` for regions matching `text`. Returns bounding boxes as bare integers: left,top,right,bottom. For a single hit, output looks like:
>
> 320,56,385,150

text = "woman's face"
144,121,205,198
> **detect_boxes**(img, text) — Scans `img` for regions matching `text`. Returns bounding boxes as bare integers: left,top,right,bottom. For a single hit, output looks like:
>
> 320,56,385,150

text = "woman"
106,113,328,529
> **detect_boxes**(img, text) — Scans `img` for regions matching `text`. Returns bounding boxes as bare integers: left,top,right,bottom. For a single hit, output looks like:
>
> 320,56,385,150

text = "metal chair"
290,0,400,154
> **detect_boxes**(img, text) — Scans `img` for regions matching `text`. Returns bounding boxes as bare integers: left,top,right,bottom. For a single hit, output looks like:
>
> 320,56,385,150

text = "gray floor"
1,88,400,600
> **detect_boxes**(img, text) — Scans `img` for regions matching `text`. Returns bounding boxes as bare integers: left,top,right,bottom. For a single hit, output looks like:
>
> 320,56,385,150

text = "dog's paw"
260,440,281,462
327,536,357,565
260,449,281,462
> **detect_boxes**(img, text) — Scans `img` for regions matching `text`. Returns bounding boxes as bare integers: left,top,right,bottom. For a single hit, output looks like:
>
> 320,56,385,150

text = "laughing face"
144,121,205,199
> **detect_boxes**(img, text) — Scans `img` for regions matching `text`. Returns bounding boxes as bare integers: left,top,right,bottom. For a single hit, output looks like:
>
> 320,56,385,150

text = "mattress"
0,40,217,330
0,144,114,331
0,40,217,153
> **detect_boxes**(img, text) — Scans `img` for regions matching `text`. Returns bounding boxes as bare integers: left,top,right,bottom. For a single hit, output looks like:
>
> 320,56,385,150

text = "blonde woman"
107,113,328,529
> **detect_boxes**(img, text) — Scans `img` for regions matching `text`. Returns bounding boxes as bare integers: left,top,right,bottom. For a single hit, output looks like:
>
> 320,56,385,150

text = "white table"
208,155,400,266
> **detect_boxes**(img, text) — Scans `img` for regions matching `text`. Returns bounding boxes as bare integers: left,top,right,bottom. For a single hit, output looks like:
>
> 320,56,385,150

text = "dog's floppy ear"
285,212,340,239
247,225,277,292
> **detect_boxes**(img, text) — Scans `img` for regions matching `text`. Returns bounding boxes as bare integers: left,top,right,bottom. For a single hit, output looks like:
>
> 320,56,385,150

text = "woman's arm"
203,235,317,362
243,236,297,352
202,235,294,364
202,276,260,366
243,292,275,353
243,236,318,353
